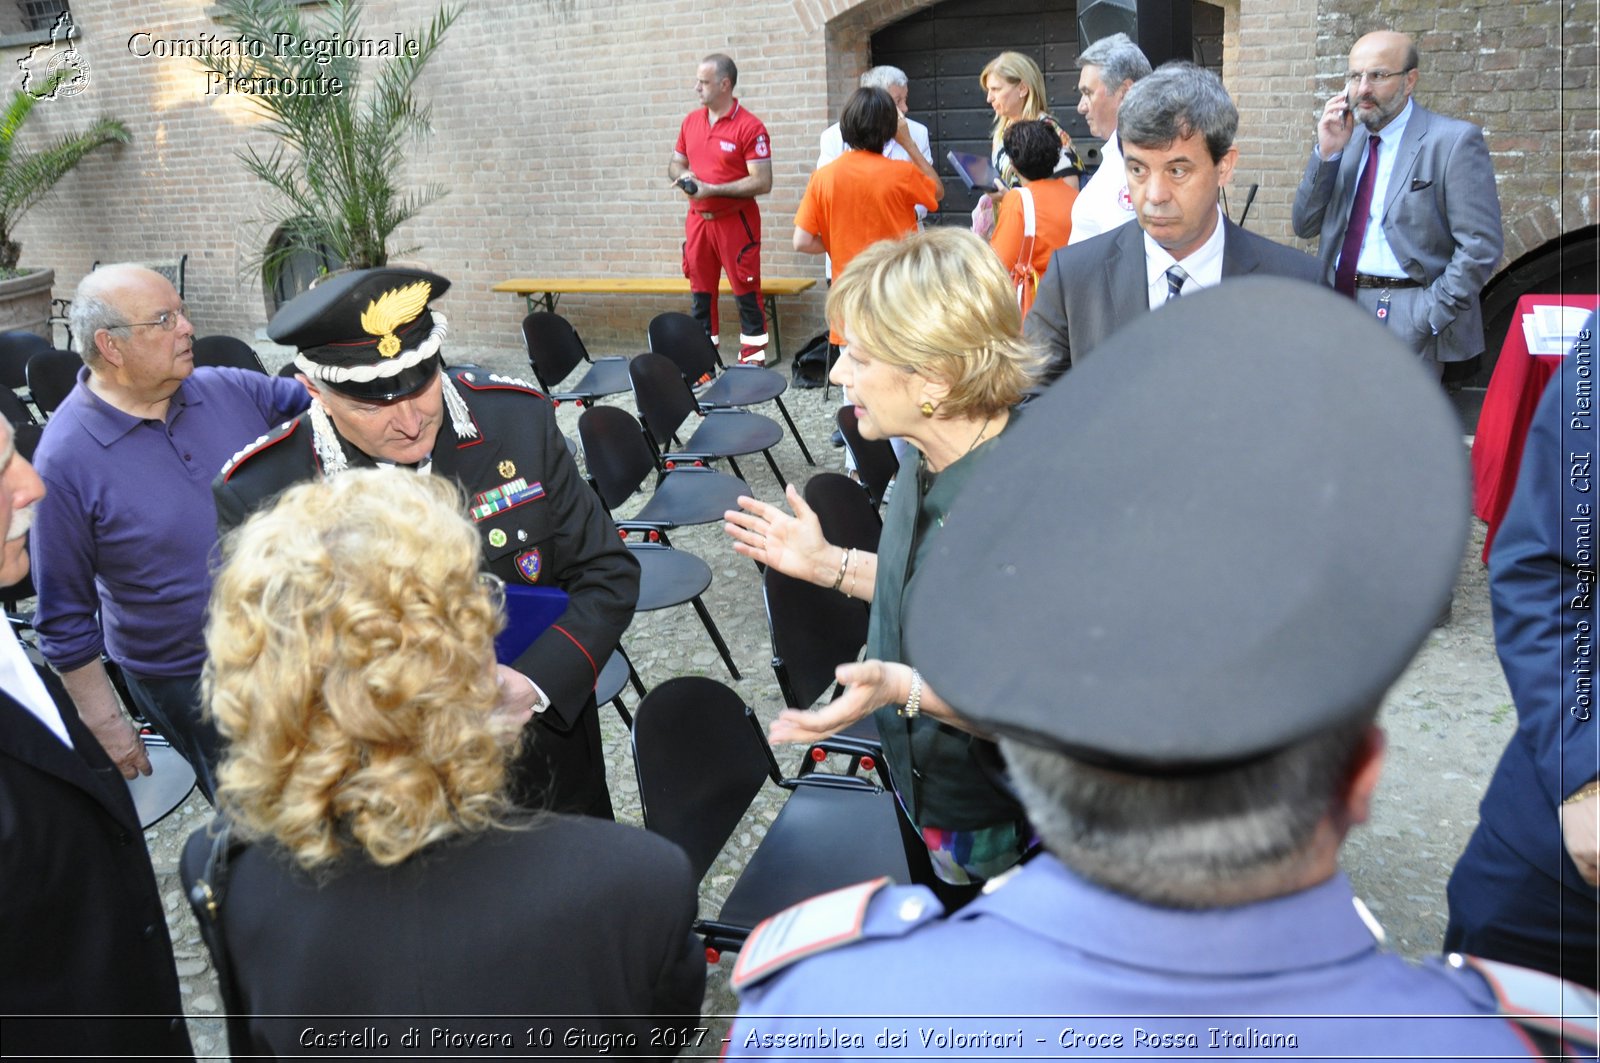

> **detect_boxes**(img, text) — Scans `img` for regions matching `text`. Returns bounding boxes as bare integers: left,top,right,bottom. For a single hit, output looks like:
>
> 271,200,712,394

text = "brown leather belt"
696,208,734,221
1354,273,1423,290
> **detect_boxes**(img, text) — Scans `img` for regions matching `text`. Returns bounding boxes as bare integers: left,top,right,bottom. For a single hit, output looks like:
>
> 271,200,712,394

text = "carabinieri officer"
214,267,639,819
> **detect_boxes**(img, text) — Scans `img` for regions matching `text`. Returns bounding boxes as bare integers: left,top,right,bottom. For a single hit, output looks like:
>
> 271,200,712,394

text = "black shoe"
831,428,846,448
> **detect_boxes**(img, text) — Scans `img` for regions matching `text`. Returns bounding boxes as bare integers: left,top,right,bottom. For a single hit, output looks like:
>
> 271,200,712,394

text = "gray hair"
1000,715,1373,908
859,65,909,91
1077,32,1152,88
69,263,148,365
1117,61,1238,162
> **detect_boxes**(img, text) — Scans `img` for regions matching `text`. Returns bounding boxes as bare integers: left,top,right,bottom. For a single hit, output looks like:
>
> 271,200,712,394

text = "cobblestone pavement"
140,343,1513,1060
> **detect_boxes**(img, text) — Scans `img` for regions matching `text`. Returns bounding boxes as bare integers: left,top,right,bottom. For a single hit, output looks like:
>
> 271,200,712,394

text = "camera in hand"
676,175,699,196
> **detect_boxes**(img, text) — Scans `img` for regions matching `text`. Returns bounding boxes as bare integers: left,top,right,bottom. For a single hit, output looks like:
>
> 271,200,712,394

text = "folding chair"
802,471,883,553
836,405,900,509
192,335,267,374
0,330,51,415
631,675,911,956
25,349,83,418
521,311,631,407
647,311,815,466
577,405,748,679
629,351,788,490
595,647,645,728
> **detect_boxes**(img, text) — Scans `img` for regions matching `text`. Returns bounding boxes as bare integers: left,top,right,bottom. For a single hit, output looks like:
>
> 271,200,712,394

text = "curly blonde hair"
825,228,1044,420
205,469,512,872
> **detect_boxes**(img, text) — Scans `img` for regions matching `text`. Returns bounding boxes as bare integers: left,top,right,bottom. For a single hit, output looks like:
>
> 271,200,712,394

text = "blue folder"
494,584,570,665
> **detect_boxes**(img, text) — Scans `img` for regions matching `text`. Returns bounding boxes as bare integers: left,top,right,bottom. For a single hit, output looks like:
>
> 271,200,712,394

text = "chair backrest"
836,406,900,508
577,405,657,510
631,675,776,882
628,351,699,451
521,311,588,391
0,387,40,448
647,311,721,380
25,350,83,417
764,567,871,709
803,472,883,554
0,331,52,391
192,335,267,374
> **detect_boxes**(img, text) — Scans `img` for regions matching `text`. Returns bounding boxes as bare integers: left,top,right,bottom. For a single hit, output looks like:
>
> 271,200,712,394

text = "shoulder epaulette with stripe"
452,369,547,400
219,419,303,481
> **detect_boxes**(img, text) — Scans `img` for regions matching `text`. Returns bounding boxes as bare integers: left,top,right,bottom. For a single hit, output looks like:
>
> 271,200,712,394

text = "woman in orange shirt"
990,120,1077,315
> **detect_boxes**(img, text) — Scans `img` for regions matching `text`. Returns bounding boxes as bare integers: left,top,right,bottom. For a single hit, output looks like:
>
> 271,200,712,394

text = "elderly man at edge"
1068,31,1152,244
29,265,308,799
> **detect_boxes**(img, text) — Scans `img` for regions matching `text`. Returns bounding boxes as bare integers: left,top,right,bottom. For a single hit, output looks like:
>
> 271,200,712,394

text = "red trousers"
683,201,767,347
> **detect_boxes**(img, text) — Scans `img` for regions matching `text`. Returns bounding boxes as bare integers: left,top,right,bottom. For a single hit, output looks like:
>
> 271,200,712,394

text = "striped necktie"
1165,266,1188,304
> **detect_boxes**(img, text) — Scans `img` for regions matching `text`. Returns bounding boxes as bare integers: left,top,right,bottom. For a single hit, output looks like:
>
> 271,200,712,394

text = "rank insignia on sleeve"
515,549,542,583
469,478,546,522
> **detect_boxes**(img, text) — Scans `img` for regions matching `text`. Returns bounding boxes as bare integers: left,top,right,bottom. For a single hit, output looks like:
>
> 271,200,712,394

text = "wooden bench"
492,276,818,364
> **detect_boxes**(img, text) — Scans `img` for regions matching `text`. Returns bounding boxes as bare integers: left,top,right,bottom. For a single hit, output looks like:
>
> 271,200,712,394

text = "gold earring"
920,401,935,418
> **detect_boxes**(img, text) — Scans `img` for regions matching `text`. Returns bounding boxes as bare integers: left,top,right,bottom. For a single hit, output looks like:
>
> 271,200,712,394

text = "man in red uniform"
668,53,773,365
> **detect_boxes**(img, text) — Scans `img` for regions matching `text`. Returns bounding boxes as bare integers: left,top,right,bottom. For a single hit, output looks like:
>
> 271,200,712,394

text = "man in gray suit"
1027,63,1321,381
1291,30,1503,377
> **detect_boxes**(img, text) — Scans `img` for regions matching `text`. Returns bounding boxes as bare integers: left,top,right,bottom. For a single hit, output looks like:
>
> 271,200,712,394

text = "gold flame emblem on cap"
360,280,432,357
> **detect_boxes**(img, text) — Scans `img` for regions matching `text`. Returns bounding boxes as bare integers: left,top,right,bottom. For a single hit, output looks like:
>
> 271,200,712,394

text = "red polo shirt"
675,99,770,214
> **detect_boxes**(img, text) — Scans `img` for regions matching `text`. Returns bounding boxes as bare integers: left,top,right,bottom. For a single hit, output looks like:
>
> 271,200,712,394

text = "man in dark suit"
0,415,193,1059
1027,63,1322,380
1291,30,1503,377
213,267,639,821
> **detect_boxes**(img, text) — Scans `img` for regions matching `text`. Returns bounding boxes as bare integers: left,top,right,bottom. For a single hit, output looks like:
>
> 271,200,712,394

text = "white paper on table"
1522,304,1594,355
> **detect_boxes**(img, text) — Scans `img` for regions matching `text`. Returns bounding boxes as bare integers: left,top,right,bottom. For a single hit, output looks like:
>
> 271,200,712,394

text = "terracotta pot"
0,268,55,339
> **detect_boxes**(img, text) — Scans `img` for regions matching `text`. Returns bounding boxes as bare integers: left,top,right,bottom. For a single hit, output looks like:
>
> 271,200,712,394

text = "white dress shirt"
0,618,73,748
1143,205,1227,307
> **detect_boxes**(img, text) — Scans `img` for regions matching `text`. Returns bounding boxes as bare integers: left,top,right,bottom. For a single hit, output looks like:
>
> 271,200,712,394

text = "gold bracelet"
830,546,849,591
845,552,858,599
1565,779,1600,806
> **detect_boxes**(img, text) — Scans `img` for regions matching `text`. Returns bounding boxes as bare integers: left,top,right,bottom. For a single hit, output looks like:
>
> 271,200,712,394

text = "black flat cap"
904,277,1467,774
269,267,451,402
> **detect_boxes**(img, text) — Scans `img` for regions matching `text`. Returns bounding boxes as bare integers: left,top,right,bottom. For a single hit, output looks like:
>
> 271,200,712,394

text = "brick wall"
4,0,1588,362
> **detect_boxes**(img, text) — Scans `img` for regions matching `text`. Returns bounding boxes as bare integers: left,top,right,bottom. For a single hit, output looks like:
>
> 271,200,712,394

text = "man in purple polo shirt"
30,264,308,800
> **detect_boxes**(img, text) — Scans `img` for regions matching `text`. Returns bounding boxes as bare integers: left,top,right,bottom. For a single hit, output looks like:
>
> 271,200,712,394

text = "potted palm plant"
204,0,457,312
0,75,129,333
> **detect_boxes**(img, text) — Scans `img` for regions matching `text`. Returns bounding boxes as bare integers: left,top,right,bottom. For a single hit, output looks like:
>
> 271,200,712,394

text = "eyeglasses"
1344,68,1412,88
109,305,189,332
478,572,506,614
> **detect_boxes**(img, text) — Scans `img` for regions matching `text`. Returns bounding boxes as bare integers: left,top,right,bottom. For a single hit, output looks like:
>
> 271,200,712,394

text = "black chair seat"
680,409,783,461
634,542,713,612
568,358,632,399
718,785,909,932
698,364,787,407
595,649,631,706
634,467,749,529
631,676,912,954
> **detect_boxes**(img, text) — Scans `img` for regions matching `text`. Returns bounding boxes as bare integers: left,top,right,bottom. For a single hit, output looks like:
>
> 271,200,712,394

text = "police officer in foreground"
214,268,638,820
728,279,1596,1057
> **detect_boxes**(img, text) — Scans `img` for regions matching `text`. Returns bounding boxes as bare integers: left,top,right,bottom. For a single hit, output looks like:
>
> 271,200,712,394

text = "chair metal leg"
760,448,788,491
610,697,634,729
725,454,747,483
689,594,742,680
772,395,816,465
617,644,647,697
